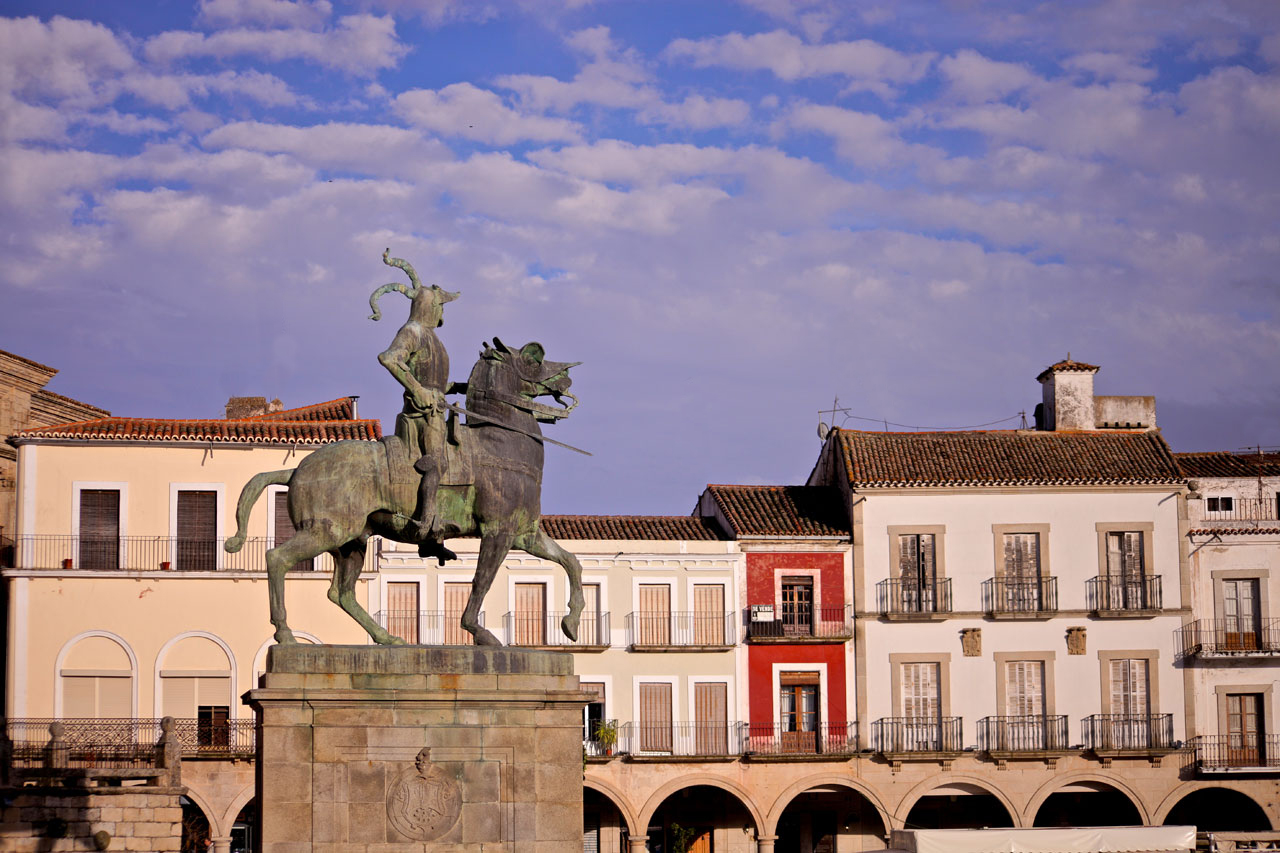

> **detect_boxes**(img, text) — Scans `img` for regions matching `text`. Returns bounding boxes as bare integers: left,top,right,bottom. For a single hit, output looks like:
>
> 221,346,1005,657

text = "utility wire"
835,412,1024,432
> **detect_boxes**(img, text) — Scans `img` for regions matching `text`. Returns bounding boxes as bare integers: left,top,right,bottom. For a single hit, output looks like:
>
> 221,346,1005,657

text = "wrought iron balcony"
877,579,952,617
1087,575,1162,613
625,611,736,648
872,716,963,753
1189,735,1280,772
978,715,1068,753
1081,713,1174,752
1176,619,1280,658
745,721,858,756
1198,497,1280,523
374,610,485,645
982,577,1058,616
618,721,749,757
3,717,256,769
503,611,610,648
10,534,336,572
745,605,852,642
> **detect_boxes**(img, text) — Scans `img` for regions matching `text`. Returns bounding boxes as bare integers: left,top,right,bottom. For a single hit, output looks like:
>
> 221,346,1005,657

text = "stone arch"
1152,782,1275,830
181,786,219,833
896,773,1022,828
766,773,893,837
637,774,766,836
152,630,238,718
218,784,258,839
585,777,642,836
54,630,139,717
1025,772,1151,826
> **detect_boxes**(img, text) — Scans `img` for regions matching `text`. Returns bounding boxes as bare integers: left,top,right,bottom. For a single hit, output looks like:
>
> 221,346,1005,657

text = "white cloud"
202,120,453,174
938,50,1040,103
1062,52,1156,84
144,14,407,74
120,69,299,108
77,109,171,135
0,16,136,103
393,83,582,145
198,0,333,29
665,30,933,97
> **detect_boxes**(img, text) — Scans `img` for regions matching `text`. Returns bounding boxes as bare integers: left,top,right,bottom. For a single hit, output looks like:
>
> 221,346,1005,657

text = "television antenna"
817,396,851,441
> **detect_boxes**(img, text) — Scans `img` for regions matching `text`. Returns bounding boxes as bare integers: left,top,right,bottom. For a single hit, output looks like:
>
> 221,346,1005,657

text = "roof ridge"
245,397,355,420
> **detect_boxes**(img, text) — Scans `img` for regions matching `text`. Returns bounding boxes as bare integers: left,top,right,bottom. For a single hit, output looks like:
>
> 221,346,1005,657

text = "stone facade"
0,786,183,853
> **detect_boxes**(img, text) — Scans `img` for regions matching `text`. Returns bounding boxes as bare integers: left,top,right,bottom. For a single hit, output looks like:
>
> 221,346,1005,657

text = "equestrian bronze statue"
224,250,586,647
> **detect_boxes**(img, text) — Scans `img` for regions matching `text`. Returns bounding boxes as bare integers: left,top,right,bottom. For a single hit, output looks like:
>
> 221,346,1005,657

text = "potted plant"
593,720,618,757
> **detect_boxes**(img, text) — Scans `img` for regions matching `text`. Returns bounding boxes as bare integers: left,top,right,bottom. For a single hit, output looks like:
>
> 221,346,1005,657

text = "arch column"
756,834,778,853
627,835,648,853
210,836,232,853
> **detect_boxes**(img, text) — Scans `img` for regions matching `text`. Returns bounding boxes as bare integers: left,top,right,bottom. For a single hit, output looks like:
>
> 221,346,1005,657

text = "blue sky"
2,0,1278,514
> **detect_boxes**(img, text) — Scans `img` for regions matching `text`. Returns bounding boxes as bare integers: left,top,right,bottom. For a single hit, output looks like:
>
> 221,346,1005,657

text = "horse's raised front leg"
327,541,405,645
266,530,329,644
465,530,513,646
518,529,584,642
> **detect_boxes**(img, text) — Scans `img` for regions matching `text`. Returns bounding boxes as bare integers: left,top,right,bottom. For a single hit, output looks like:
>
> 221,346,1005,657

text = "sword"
439,399,592,456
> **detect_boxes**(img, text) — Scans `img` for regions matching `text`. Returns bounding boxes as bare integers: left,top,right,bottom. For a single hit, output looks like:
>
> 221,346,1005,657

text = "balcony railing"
872,717,963,753
982,577,1058,615
1177,619,1280,658
10,535,338,572
1087,575,1162,612
3,717,256,768
618,721,749,756
745,721,858,756
877,579,952,616
1190,735,1280,771
745,606,852,640
625,611,736,647
1199,498,1280,522
1082,714,1174,751
978,715,1068,752
503,611,611,647
374,610,485,645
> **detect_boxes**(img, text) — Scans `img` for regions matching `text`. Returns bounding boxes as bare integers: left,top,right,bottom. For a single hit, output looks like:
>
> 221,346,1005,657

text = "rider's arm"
378,323,438,410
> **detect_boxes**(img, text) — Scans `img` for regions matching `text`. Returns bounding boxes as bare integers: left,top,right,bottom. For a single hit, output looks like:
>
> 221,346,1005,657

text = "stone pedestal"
246,645,589,853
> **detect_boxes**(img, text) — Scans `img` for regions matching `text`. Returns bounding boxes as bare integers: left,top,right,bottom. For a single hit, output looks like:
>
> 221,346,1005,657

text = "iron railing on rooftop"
11,535,339,572
745,606,852,640
877,579,952,615
625,611,736,647
618,721,749,756
1190,735,1280,771
872,716,963,753
3,717,256,768
1081,713,1174,751
503,611,611,647
745,721,857,756
1177,620,1280,657
1087,575,1162,612
1199,497,1280,522
977,715,1068,752
982,577,1058,615
373,610,485,645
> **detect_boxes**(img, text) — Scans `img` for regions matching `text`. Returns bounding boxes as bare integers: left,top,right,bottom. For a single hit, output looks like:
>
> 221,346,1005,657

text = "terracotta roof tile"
540,515,723,541
1175,452,1280,478
1189,527,1280,536
832,428,1183,488
1036,358,1100,382
13,416,381,445
705,485,848,537
248,397,357,422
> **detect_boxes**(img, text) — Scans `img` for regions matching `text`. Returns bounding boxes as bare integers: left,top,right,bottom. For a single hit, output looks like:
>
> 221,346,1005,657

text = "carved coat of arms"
386,748,462,841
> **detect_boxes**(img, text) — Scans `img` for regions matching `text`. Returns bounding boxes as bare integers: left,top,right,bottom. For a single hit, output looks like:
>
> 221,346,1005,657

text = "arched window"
60,634,134,717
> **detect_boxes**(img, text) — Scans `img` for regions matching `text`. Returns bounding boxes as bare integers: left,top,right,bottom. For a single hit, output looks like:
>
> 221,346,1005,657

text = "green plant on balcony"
593,720,618,756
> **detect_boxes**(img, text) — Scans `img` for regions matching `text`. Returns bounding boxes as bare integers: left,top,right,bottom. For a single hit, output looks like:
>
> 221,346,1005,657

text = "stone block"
461,760,500,804
314,725,366,763
535,760,581,804
461,803,502,844
312,802,336,843
269,762,313,803
348,761,386,803
536,803,580,842
346,802,387,844
99,807,124,822
265,802,312,843
424,725,482,750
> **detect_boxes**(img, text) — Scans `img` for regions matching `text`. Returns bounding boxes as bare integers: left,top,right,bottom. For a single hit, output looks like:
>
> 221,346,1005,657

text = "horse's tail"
224,469,294,553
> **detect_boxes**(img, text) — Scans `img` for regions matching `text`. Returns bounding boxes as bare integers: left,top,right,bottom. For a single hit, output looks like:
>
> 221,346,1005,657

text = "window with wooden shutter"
1004,661,1044,716
638,682,672,752
386,582,420,643
177,490,217,571
693,584,725,644
638,584,671,645
274,492,314,571
902,663,940,720
1106,532,1145,607
1109,659,1149,716
898,534,936,610
79,489,120,570
694,682,728,754
513,582,547,645
1222,579,1261,650
1002,533,1040,581
443,582,472,645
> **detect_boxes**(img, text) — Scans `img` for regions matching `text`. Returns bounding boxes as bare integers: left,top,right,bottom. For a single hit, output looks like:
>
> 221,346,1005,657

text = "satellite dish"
817,422,830,440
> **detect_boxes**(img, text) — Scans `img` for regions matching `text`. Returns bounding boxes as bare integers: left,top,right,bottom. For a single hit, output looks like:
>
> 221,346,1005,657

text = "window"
1206,496,1235,513
162,674,231,719
637,584,671,645
513,582,547,645
780,672,819,752
197,705,230,747
176,490,217,571
1222,579,1261,650
582,682,606,749
1106,531,1147,608
1004,660,1046,749
780,577,814,635
1226,693,1264,766
1110,658,1149,716
638,682,672,752
79,489,120,570
901,662,941,750
694,682,728,754
273,491,313,571
693,584,725,644
1001,533,1043,610
62,674,131,717
386,582,420,643
581,583,602,645
897,534,937,611
443,582,471,645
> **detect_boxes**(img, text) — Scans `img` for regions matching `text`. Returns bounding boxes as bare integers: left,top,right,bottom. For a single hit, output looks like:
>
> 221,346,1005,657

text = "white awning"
890,827,1197,853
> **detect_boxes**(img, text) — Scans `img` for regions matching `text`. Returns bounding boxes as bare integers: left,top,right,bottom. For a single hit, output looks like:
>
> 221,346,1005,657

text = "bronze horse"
224,339,585,647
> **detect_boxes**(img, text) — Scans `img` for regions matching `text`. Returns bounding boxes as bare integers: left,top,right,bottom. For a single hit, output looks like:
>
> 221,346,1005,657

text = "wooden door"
638,584,670,645
386,582,420,643
693,584,725,644
513,582,546,645
79,489,120,570
1223,579,1260,650
639,682,672,752
1003,660,1045,749
1227,693,1262,766
177,490,217,571
694,682,728,755
780,673,819,753
902,662,941,750
443,582,472,645
689,829,712,853
781,577,813,635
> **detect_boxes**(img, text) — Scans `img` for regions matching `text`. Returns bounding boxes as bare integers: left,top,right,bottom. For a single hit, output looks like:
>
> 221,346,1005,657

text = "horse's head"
482,338,580,421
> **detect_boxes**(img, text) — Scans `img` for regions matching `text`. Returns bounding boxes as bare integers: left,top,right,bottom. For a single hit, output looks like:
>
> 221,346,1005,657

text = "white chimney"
1036,356,1098,431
